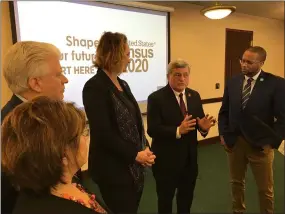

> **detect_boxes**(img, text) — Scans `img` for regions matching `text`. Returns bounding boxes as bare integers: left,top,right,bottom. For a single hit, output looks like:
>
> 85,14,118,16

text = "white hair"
3,41,61,94
167,59,190,75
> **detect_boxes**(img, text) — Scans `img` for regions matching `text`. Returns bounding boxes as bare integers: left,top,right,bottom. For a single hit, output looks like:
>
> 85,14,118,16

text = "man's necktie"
179,93,187,116
242,78,253,109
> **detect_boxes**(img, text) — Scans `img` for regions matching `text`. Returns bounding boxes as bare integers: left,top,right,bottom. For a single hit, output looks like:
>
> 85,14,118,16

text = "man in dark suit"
147,59,216,214
218,46,285,214
1,41,68,214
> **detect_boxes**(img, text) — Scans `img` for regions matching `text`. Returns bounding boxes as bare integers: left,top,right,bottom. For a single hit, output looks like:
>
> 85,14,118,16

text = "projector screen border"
98,1,175,13
9,1,17,44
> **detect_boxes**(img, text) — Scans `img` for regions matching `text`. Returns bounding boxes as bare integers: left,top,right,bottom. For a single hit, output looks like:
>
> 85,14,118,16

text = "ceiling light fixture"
201,2,236,20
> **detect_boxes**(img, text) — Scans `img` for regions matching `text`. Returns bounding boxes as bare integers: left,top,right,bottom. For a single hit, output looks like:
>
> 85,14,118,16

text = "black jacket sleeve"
218,82,230,136
147,93,177,140
195,92,207,137
272,78,285,148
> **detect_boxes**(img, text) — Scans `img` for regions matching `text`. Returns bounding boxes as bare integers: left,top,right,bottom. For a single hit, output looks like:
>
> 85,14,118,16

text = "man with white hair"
1,41,68,214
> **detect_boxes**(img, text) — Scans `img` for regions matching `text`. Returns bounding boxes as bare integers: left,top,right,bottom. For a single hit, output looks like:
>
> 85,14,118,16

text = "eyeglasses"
239,59,263,65
172,72,189,78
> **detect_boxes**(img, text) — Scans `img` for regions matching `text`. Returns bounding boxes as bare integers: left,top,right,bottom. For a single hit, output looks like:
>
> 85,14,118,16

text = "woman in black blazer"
82,32,156,214
1,97,110,214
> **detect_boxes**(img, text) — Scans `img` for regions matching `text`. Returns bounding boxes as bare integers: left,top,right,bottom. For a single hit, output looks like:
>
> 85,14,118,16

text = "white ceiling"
190,1,284,21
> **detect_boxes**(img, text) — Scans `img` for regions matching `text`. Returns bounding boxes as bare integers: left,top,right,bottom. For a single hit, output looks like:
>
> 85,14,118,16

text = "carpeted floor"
84,143,284,213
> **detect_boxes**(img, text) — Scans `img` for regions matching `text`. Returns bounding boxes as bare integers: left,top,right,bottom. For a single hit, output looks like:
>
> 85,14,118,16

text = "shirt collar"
15,94,28,102
245,70,261,81
171,88,185,97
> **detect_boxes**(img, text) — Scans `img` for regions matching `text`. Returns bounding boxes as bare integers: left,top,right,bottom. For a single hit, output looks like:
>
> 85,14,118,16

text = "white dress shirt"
243,70,261,93
171,89,187,139
15,94,27,102
171,88,208,139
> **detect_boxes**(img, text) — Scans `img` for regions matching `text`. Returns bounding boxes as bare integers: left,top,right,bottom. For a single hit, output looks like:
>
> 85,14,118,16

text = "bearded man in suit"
218,46,285,214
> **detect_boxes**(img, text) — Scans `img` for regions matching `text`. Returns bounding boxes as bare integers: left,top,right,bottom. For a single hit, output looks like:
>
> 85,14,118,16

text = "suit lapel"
246,71,266,108
98,69,130,109
118,77,144,133
165,84,184,119
119,78,141,116
185,88,194,116
234,74,244,109
112,78,130,108
99,69,144,136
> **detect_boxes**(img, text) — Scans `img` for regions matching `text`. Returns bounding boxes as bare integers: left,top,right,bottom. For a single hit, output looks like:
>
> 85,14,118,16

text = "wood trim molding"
141,97,223,115
98,1,175,12
9,1,17,44
201,97,223,104
226,28,254,34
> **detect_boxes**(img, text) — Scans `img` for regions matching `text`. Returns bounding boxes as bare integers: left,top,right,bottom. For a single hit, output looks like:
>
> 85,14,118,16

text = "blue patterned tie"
242,78,253,109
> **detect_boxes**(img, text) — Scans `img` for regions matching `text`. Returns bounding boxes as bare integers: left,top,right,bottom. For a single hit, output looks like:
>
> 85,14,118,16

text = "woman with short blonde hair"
83,32,156,213
94,32,127,73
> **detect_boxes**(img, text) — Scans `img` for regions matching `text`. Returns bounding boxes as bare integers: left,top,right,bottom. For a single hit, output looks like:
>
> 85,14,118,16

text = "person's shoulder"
83,68,105,91
263,71,284,82
1,102,12,122
1,95,22,124
13,191,96,214
261,72,285,91
228,73,243,83
186,87,201,98
148,85,167,99
12,192,49,214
